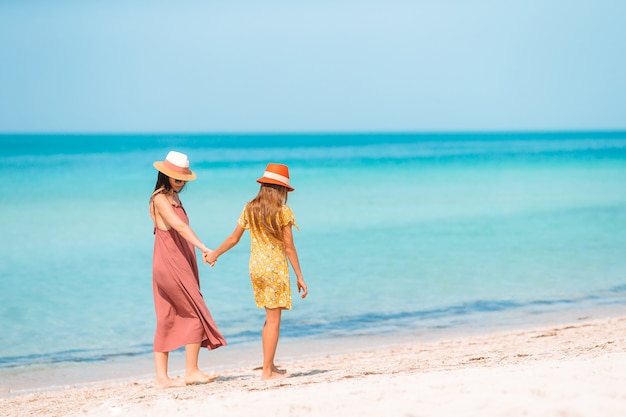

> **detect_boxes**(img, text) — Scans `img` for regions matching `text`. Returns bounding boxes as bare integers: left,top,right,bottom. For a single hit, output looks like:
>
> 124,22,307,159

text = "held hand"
297,278,308,299
203,250,218,267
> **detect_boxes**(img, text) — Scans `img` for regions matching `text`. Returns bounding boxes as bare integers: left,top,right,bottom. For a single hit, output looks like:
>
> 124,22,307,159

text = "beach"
2,135,626,416
2,314,625,417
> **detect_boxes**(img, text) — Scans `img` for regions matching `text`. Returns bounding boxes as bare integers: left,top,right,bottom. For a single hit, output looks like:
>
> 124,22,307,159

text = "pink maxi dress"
151,201,226,352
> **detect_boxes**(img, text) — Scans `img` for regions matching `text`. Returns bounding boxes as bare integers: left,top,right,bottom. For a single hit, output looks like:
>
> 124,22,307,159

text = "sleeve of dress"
281,205,299,230
238,207,250,230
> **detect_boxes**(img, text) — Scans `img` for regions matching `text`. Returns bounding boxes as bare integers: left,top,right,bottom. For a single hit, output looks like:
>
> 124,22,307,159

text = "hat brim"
257,177,294,191
153,162,197,181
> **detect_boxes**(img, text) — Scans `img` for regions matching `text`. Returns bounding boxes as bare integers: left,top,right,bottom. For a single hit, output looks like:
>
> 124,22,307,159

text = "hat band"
163,159,192,175
263,171,290,186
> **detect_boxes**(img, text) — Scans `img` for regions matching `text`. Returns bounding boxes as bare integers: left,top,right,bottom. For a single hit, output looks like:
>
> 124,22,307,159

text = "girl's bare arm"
207,224,245,263
284,224,307,298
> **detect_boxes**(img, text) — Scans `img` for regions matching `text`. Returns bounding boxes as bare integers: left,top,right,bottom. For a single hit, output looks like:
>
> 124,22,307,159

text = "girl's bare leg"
154,351,185,389
184,342,218,385
262,308,287,380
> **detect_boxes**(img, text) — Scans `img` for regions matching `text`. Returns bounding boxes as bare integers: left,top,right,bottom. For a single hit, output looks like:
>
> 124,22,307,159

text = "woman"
149,150,226,388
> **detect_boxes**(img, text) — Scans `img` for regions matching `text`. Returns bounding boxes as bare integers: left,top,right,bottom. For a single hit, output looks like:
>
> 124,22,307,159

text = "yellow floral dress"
238,205,297,309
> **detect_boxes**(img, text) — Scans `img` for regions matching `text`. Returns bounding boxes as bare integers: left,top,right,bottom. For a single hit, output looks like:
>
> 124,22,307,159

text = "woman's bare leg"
262,308,287,380
184,342,218,385
154,351,185,389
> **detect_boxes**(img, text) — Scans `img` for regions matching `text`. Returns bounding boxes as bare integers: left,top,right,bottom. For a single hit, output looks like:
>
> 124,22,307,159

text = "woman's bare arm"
153,194,209,252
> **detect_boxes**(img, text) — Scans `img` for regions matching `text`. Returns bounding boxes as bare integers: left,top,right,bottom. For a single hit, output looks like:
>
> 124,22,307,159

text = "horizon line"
1,129,626,137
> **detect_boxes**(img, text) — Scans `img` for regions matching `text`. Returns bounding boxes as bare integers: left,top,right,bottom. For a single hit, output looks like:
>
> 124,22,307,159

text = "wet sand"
2,315,625,417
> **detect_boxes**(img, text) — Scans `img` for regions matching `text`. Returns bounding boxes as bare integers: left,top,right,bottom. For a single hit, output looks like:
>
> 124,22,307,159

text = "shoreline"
2,312,626,416
1,302,624,398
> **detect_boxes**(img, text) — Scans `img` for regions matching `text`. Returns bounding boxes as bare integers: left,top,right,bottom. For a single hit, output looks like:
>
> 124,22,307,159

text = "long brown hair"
150,172,186,202
245,183,289,242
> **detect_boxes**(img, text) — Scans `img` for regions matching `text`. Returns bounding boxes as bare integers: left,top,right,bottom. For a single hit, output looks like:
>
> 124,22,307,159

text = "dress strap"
150,200,157,234
150,187,165,234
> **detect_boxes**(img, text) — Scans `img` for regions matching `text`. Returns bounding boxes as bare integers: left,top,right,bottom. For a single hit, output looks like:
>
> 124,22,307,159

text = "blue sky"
1,1,625,133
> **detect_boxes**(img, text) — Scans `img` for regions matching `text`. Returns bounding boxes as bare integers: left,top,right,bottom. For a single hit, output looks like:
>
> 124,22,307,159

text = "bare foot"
261,371,289,380
254,364,287,374
184,370,219,385
155,377,186,389
272,364,287,374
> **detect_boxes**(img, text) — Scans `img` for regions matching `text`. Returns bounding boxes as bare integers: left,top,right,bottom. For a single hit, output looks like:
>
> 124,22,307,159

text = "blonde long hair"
245,183,289,242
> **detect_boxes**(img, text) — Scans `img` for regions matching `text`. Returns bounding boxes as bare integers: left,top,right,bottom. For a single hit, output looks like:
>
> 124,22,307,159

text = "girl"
150,151,226,388
206,163,308,380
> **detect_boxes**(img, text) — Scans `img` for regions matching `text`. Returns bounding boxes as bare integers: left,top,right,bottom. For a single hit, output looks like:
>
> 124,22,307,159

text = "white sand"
2,316,625,417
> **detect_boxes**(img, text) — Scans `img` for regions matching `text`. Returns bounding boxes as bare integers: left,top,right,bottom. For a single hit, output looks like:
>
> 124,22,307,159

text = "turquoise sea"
1,132,626,392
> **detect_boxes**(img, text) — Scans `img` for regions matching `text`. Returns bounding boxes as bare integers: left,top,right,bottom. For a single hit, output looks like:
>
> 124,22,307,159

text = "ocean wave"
2,285,623,370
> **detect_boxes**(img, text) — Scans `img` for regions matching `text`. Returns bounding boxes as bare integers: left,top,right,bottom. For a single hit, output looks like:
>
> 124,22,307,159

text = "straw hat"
257,163,294,191
153,151,197,181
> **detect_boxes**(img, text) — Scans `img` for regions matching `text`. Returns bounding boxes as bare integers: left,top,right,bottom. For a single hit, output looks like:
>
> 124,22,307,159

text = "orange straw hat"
153,151,197,181
257,163,294,191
